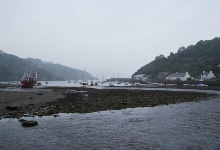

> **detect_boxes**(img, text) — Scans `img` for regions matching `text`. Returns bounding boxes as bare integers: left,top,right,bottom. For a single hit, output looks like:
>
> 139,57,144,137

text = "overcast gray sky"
0,0,220,78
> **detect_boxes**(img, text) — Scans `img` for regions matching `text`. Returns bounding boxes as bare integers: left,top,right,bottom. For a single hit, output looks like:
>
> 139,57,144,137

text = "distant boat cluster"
3,69,214,88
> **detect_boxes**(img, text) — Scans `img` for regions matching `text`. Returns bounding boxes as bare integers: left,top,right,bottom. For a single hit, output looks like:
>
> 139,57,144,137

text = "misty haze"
0,0,220,150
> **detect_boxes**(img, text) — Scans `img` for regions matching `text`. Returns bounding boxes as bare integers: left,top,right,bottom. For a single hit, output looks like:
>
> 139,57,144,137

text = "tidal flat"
0,86,218,118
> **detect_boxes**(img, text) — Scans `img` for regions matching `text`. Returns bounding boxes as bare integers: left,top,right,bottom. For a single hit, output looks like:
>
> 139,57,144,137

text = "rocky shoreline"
0,86,218,119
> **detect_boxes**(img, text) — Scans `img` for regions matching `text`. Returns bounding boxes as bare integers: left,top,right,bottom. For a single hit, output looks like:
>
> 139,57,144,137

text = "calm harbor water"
0,97,220,149
0,81,220,149
1,80,131,90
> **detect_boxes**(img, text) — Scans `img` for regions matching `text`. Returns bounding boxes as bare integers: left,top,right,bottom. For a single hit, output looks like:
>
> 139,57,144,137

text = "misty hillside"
26,58,95,81
0,52,95,81
133,37,220,79
0,53,62,81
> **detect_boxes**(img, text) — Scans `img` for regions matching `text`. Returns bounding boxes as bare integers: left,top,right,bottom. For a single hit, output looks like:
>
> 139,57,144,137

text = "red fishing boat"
21,71,37,88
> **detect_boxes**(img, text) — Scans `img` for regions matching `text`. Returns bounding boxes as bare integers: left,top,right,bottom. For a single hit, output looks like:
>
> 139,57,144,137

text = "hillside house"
145,75,152,80
133,74,146,80
200,71,215,81
157,72,169,80
166,72,190,81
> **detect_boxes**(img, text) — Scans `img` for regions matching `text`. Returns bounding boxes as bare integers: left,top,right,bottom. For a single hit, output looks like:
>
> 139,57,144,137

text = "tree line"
133,37,220,79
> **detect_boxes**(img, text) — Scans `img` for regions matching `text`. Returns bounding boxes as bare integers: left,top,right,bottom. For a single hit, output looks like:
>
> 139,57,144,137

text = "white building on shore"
133,74,146,80
200,71,215,81
166,72,190,81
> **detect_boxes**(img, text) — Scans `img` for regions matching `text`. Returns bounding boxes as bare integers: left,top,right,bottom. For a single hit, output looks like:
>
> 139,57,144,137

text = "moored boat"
90,81,94,86
81,81,88,85
37,82,41,86
20,71,37,88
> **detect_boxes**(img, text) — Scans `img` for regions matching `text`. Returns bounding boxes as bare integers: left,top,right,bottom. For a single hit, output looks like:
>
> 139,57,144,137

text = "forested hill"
0,52,95,81
26,58,95,81
132,37,220,79
0,53,62,81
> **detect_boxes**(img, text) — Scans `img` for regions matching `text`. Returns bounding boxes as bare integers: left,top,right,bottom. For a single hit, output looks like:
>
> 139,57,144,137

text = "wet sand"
0,86,218,118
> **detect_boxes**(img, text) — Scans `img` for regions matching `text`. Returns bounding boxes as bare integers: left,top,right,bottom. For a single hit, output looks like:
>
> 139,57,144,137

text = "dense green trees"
133,37,220,79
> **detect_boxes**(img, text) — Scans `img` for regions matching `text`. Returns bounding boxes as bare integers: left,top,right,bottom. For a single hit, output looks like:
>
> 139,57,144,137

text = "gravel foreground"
0,86,218,118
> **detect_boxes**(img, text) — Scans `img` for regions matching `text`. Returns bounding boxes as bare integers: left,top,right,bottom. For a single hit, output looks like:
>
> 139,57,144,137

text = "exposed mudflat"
0,86,217,118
